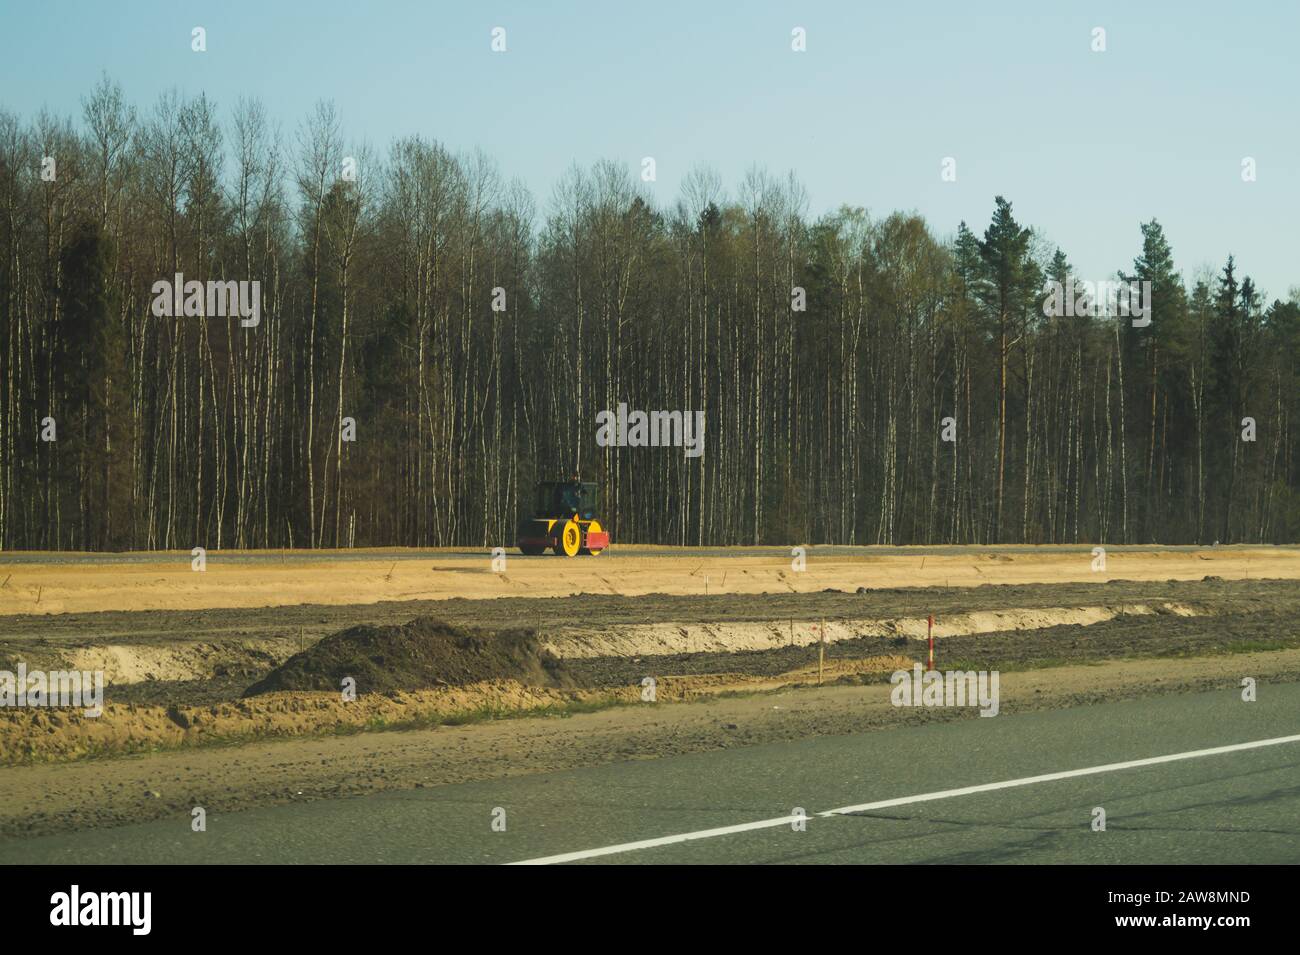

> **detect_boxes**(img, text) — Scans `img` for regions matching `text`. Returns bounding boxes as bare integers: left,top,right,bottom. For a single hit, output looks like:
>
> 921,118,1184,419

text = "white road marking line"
507,732,1300,865
507,815,805,865
819,733,1300,816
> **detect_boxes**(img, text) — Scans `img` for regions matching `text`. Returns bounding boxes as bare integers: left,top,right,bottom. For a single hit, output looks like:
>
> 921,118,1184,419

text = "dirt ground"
0,544,1294,615
0,573,1295,758
0,574,1294,704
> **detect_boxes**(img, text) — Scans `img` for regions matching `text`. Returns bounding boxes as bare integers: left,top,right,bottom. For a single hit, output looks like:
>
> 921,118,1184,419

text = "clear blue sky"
1,0,1295,299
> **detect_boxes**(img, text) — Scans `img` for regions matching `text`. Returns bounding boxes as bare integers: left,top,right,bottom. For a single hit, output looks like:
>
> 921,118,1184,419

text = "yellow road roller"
517,480,609,556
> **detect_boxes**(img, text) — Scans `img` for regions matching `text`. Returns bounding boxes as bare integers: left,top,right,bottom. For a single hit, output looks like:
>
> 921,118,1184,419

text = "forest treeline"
1,77,1297,550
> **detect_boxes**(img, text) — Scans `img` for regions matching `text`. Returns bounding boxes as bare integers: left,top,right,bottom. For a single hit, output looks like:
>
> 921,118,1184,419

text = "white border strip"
507,733,1300,865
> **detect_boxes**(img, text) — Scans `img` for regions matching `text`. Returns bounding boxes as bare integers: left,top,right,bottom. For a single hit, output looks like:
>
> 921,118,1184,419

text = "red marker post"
927,614,935,671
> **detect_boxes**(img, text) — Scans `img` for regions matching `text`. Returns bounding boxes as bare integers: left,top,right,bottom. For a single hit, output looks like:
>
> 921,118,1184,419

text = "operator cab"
534,481,599,521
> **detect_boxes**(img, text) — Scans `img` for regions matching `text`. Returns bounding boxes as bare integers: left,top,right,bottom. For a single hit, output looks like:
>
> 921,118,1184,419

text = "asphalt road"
5,683,1299,864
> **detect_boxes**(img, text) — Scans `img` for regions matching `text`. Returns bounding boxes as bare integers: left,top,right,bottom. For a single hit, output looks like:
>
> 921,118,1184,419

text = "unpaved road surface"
1,544,1294,615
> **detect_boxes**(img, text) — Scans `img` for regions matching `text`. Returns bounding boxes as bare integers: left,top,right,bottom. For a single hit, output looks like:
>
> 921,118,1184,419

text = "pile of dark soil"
243,617,572,697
